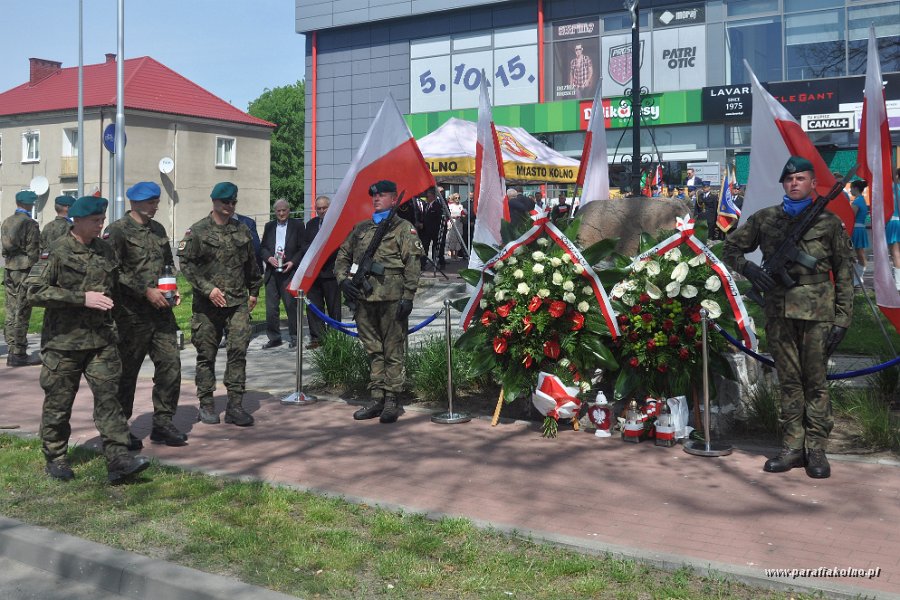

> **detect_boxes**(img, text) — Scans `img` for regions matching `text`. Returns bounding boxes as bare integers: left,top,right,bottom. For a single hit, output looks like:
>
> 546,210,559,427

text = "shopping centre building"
296,0,899,206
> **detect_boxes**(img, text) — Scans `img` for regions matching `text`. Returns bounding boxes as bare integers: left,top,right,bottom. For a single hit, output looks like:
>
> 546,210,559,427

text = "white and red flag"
743,60,854,235
576,81,610,209
858,25,900,334
468,77,508,270
288,95,434,295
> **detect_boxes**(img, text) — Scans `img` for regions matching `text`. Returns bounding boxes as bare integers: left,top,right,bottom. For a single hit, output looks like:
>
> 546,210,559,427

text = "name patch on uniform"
350,263,359,275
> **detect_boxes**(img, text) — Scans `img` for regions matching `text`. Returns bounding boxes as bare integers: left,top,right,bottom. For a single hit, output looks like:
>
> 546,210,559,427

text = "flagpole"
76,0,84,197
628,0,641,196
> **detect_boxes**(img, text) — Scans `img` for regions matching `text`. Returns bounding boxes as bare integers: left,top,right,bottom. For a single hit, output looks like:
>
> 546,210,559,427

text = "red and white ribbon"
532,371,582,420
631,213,757,349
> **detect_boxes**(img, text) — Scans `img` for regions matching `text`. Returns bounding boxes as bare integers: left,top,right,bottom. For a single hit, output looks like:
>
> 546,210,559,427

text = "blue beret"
687,186,696,192
702,180,711,186
54,195,75,206
211,182,238,200
780,155,814,182
70,196,109,218
15,190,37,205
127,181,161,201
368,180,397,196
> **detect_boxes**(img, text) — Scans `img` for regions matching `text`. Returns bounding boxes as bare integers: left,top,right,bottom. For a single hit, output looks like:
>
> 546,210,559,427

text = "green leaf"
614,368,638,402
500,219,522,244
457,268,483,287
473,242,499,263
450,297,471,313
454,326,486,351
580,237,619,266
637,232,656,254
582,336,620,371
596,269,628,288
562,216,582,240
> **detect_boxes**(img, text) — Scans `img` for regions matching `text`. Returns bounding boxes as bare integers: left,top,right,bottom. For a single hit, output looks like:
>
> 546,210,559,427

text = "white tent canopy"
417,117,580,184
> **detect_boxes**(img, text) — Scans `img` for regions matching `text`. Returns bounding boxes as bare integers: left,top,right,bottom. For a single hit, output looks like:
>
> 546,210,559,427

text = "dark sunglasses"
217,199,238,205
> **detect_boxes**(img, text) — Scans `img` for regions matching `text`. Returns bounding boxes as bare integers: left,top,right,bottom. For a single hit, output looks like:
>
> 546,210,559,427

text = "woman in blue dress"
850,179,869,285
888,168,900,290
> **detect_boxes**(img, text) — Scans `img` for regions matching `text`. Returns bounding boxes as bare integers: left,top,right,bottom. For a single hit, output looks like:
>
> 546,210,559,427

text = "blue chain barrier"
304,299,443,338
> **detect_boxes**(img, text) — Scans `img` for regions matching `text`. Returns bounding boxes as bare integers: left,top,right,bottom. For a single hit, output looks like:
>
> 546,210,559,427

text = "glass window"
62,128,78,157
726,0,778,18
848,3,900,74
726,17,782,83
784,0,843,12
602,10,649,32
785,11,845,80
216,136,236,168
22,131,40,162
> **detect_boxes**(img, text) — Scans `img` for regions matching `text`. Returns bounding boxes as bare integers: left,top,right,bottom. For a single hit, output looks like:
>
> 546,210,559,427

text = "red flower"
493,336,508,354
641,313,653,323
668,335,680,347
480,311,495,327
528,296,543,312
630,305,642,315
629,357,640,368
685,325,696,338
628,332,640,342
690,312,702,323
571,312,585,331
657,363,669,373
639,293,650,303
618,314,629,325
647,338,657,351
522,314,534,334
502,329,512,338
497,302,513,318
662,318,674,332
543,339,561,359
548,301,567,318
678,348,690,360
573,371,581,382
523,354,534,368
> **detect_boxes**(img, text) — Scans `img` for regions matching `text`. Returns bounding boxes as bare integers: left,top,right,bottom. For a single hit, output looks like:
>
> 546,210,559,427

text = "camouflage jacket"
722,205,854,327
26,234,119,350
1,211,40,271
176,214,262,307
40,217,72,252
107,212,176,316
335,214,423,302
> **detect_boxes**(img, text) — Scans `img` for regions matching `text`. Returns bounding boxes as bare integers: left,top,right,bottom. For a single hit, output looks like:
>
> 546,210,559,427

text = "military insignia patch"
39,251,50,260
102,232,110,239
177,240,187,251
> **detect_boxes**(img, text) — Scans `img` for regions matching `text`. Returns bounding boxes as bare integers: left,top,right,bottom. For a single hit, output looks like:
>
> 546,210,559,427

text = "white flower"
479,299,487,308
494,259,505,270
688,254,706,267
552,272,564,285
573,264,585,275
537,237,550,247
564,291,577,303
671,262,689,283
507,256,518,265
665,281,681,298
582,286,593,296
633,260,645,272
532,251,546,261
701,298,722,319
483,282,492,293
532,263,545,274
558,358,571,368
646,281,662,300
513,246,524,255
577,301,590,313
495,290,507,302
549,257,562,267
611,282,627,298
579,381,591,393
681,284,698,299
625,279,638,291
561,253,572,264
664,247,682,262
517,282,530,295
622,293,635,305
563,280,575,292
645,261,661,276
513,269,524,279
704,275,721,292
538,288,551,298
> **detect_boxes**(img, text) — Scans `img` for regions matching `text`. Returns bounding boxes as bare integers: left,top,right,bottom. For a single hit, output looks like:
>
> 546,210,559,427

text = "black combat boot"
45,457,75,481
126,433,144,451
805,449,831,479
224,397,254,427
353,396,384,420
150,422,188,446
7,353,40,367
379,395,402,424
198,399,220,424
763,447,805,473
107,454,150,484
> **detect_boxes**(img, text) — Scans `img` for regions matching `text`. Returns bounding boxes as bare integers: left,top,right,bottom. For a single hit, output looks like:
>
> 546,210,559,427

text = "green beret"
69,196,109,218
211,182,238,200
368,180,397,196
54,195,76,207
15,190,37,205
779,155,815,182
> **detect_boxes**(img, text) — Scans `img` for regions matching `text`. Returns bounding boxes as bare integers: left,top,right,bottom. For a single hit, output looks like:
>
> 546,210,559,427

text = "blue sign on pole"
103,123,126,154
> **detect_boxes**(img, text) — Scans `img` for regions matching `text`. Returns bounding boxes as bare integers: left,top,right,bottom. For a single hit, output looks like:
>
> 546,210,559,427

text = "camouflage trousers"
3,268,32,354
191,303,252,404
39,345,131,463
356,300,408,396
766,317,833,451
116,310,181,428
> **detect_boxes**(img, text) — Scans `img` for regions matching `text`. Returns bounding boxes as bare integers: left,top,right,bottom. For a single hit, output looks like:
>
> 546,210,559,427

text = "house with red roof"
0,54,275,239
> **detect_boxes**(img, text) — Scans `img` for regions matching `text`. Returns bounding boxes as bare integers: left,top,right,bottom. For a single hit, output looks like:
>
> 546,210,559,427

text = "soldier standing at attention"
26,195,150,483
336,180,423,424
723,156,854,479
107,182,187,449
177,182,262,427
40,195,75,251
2,190,41,367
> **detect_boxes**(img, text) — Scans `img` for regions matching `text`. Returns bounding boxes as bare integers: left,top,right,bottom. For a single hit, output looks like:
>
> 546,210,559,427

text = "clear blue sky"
0,0,306,112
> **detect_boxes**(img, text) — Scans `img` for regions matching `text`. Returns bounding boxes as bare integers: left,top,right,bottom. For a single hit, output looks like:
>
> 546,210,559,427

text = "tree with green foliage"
248,80,305,212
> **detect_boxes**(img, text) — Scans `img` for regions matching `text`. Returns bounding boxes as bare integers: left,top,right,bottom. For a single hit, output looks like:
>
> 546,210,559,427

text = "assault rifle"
746,164,856,307
346,191,404,313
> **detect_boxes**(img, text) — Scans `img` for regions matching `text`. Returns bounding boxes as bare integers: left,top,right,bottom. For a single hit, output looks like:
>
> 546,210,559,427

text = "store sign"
839,100,900,132
653,5,705,28
578,90,703,130
801,112,855,132
764,80,841,117
555,18,599,40
702,84,752,120
652,25,706,92
601,32,651,96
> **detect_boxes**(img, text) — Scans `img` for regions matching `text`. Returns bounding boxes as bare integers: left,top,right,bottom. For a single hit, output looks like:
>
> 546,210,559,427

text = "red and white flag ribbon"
532,372,581,420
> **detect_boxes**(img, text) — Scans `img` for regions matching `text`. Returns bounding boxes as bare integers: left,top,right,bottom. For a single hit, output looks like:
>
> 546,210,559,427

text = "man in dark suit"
260,199,305,348
300,195,342,349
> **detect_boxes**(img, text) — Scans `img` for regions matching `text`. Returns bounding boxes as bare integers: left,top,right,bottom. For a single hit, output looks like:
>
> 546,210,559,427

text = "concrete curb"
0,516,299,600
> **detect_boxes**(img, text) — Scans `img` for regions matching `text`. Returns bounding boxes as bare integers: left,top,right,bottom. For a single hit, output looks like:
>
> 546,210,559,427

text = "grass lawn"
0,434,817,600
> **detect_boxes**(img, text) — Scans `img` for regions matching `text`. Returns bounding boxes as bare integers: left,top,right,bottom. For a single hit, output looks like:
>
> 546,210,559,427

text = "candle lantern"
622,399,646,443
588,391,613,438
655,400,677,447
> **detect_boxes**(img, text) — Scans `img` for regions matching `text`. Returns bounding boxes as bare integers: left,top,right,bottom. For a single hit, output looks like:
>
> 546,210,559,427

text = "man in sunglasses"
177,182,263,427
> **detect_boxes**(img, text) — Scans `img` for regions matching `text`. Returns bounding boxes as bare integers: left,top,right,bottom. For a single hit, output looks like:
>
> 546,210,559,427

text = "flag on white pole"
469,77,507,266
576,81,610,208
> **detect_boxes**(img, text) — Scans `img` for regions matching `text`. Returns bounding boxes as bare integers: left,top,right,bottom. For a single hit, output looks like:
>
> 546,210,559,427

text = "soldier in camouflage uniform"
107,182,187,449
2,190,41,366
336,180,423,424
40,195,74,252
177,182,262,427
26,196,150,483
723,156,854,479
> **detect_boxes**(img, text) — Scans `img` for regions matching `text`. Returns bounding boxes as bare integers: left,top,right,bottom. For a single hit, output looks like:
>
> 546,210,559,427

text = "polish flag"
858,25,900,333
576,81,610,208
469,77,508,268
743,61,854,235
288,95,434,295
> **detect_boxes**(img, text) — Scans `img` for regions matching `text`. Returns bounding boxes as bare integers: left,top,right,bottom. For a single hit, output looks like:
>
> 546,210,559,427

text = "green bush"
406,335,493,403
744,379,781,439
832,385,900,451
308,328,370,393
